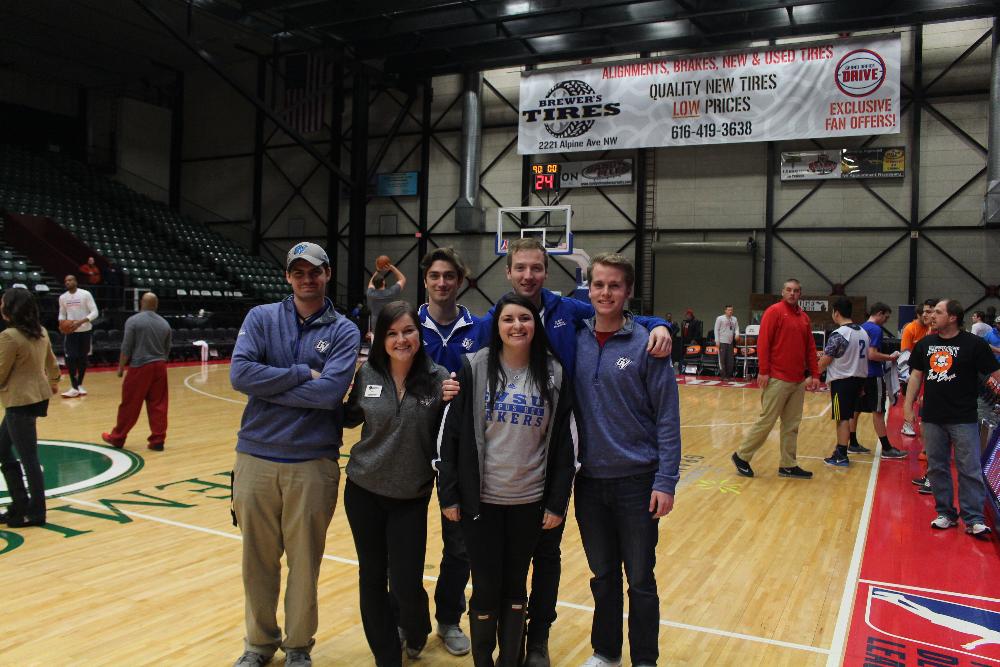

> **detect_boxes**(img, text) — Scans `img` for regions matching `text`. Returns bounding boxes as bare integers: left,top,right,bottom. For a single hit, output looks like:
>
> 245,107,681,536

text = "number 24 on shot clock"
531,162,561,192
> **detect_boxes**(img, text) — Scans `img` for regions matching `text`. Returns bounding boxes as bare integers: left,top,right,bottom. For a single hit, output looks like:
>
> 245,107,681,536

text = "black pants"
0,410,46,518
526,517,566,640
344,479,431,667
434,511,470,625
64,331,92,390
462,502,543,612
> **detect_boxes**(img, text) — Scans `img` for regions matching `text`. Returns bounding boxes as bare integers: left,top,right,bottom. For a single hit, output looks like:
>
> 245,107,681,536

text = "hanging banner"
518,35,901,154
780,151,843,181
779,146,905,180
560,158,634,188
841,146,905,178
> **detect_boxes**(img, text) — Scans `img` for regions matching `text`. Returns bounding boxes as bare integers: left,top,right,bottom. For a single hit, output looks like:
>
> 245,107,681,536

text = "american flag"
283,53,331,135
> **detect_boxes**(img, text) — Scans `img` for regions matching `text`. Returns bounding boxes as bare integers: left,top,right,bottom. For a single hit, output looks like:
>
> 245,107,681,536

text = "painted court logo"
866,585,1000,661
0,440,142,504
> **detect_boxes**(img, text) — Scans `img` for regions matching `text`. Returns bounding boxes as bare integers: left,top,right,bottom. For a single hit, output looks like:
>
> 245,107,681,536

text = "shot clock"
531,163,561,192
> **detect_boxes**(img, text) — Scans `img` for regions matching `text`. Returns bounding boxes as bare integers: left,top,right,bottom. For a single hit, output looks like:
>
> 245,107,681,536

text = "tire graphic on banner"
543,80,597,138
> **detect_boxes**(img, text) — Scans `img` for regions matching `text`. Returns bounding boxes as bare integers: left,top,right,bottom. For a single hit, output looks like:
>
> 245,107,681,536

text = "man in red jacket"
732,279,820,479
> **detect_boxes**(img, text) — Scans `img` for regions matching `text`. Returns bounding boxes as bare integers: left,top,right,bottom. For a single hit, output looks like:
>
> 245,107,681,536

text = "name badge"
364,384,382,398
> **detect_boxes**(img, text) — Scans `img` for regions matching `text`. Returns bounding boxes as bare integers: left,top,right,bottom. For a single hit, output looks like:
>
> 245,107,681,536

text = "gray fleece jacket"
344,359,449,499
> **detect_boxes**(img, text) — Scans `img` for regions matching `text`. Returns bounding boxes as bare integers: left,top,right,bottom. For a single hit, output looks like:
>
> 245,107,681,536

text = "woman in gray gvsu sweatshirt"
436,293,576,667
342,300,450,667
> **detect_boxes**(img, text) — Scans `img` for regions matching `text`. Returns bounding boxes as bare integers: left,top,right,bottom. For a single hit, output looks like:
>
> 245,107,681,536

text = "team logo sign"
0,440,142,503
866,585,1000,661
521,79,621,140
930,350,954,373
835,49,888,97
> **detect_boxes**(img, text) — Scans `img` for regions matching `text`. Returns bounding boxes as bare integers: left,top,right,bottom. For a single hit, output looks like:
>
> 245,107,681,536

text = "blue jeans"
922,422,987,526
575,473,660,665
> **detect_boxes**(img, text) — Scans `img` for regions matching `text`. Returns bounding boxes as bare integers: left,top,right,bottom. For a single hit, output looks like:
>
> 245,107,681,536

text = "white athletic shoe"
581,655,622,667
930,515,957,530
900,421,916,437
77,386,87,396
61,388,80,398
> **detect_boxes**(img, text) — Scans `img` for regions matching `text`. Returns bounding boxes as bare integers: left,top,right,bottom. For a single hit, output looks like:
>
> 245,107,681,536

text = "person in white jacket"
58,274,99,398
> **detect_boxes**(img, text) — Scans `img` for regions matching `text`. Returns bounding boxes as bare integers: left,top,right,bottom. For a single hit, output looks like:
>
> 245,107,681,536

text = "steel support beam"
908,28,923,304
764,141,775,293
347,67,370,308
417,79,432,305
252,56,266,256
132,0,354,188
327,61,345,298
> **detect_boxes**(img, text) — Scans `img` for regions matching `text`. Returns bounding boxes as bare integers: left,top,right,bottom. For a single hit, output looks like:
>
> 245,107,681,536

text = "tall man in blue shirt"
230,242,360,667
573,253,681,667
479,238,672,667
415,246,485,656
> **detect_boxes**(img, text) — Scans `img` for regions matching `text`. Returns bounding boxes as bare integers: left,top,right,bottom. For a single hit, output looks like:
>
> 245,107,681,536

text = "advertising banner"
780,151,843,180
560,158,634,188
779,147,905,180
519,35,901,154
841,147,905,178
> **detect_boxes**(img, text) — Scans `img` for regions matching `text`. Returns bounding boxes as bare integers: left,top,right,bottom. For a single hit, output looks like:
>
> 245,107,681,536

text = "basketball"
376,255,391,271
58,320,76,335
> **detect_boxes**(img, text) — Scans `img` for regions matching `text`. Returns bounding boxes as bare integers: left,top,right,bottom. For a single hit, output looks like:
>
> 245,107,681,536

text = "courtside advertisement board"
518,35,901,154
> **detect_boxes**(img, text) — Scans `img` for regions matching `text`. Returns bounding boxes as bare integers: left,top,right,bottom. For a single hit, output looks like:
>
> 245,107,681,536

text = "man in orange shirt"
731,279,820,479
900,299,936,437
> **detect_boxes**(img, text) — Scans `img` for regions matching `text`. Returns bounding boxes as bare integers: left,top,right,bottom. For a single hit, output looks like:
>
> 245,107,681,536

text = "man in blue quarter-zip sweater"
573,253,681,667
478,238,672,667
230,242,360,667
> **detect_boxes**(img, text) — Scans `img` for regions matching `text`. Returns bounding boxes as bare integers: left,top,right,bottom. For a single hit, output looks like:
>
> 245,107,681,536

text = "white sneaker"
77,386,87,396
581,655,622,667
931,515,957,530
967,523,992,539
901,421,916,437
61,388,80,398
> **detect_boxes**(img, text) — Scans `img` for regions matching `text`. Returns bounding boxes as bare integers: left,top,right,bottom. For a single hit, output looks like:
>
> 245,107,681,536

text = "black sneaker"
880,447,908,459
824,454,850,467
917,478,933,495
778,466,813,479
847,443,871,454
911,476,927,486
732,452,754,478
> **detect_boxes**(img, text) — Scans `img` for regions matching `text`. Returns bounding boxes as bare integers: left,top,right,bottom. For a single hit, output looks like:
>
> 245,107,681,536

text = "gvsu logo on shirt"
315,339,330,353
461,338,475,350
865,585,1000,661
616,357,633,370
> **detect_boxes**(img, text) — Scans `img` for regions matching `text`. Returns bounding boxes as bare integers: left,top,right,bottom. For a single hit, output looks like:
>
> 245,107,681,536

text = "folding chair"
737,324,760,378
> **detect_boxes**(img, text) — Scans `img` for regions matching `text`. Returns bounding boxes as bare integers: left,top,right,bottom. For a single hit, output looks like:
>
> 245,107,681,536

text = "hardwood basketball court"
3,364,875,665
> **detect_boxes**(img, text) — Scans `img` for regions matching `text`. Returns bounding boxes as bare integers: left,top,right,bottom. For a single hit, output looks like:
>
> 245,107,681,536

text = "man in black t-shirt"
904,299,1000,539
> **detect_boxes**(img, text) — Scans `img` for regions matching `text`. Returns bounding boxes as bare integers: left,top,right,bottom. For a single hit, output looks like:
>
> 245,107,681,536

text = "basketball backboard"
496,205,573,256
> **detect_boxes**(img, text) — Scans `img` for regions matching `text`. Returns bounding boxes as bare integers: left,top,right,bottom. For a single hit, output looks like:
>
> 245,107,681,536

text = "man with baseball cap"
230,241,360,667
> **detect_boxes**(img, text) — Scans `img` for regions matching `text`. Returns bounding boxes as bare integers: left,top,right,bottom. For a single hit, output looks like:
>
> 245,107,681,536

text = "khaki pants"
233,452,341,656
737,378,806,468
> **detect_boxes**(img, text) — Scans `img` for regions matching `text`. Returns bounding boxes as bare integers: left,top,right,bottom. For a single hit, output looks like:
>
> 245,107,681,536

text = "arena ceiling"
1,0,998,90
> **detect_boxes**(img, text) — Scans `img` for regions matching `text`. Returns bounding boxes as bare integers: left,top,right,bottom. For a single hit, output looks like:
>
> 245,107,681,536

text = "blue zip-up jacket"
574,315,682,494
231,296,360,460
480,288,669,377
418,303,487,374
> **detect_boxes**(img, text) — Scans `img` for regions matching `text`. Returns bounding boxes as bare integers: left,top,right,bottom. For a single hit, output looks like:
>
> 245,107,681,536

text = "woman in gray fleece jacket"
343,301,450,667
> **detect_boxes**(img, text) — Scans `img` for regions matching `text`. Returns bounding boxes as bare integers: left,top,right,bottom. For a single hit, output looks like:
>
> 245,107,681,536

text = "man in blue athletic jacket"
478,237,672,667
574,253,680,667
414,246,484,656
230,242,360,667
